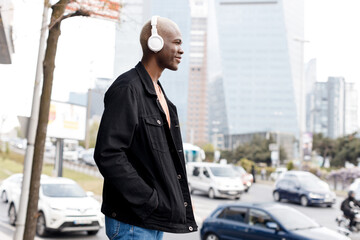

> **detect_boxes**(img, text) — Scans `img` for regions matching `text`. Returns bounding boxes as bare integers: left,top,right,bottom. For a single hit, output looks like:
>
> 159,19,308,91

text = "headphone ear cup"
148,35,164,53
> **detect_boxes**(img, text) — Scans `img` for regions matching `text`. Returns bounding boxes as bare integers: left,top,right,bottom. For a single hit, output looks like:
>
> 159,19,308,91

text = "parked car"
200,202,350,240
79,148,95,166
273,171,336,207
270,167,287,181
0,173,23,203
7,175,104,236
187,162,244,199
232,165,253,192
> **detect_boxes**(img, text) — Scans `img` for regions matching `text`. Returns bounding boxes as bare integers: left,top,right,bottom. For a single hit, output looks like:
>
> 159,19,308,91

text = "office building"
186,0,209,145
345,83,358,135
209,0,304,141
312,82,329,136
311,77,357,138
305,59,317,132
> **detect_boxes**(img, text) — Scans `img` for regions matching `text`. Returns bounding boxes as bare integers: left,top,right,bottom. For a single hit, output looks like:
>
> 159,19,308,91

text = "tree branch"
49,9,91,30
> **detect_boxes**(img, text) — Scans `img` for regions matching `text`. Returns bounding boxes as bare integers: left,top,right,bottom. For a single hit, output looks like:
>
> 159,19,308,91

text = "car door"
245,209,289,240
215,206,250,240
286,180,298,202
276,179,289,201
199,167,212,193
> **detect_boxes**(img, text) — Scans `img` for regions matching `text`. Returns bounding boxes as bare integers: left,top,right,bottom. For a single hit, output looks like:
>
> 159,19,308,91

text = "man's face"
156,25,184,71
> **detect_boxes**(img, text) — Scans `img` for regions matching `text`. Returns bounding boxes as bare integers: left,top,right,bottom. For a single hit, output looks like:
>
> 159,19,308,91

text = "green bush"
236,158,254,172
287,161,294,170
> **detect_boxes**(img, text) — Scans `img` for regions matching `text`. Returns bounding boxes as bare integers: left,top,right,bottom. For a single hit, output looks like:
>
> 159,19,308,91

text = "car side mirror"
266,222,279,231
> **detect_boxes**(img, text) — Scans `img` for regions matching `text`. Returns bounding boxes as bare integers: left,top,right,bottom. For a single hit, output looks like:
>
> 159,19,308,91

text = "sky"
0,0,360,133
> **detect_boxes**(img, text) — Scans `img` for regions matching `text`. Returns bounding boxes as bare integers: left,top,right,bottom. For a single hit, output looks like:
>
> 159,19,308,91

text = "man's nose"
179,47,184,55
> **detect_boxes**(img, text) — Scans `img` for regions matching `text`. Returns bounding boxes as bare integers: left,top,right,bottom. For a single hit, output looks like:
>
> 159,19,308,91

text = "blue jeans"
105,216,164,240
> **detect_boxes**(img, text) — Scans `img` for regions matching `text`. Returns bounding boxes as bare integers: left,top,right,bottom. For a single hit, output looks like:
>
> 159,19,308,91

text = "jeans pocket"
105,216,121,240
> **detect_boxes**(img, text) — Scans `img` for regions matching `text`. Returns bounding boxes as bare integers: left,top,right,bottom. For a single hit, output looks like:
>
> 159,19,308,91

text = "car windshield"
210,167,237,177
268,207,320,230
299,176,329,191
233,166,246,174
42,183,87,198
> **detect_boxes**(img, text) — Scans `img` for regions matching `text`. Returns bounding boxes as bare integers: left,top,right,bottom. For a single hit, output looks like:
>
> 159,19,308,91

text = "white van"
187,162,245,199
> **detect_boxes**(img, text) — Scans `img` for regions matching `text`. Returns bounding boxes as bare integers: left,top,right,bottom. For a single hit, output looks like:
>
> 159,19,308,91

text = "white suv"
187,162,244,199
8,175,104,236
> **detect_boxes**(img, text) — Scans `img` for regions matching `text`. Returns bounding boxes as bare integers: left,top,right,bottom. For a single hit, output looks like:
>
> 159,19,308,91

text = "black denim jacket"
94,62,197,233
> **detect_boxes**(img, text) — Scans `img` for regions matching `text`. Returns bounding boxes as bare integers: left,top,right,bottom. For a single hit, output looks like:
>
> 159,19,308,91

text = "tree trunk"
23,1,69,239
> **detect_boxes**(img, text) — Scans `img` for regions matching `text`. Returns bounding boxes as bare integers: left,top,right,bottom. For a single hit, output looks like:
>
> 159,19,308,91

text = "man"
341,190,360,231
94,16,197,240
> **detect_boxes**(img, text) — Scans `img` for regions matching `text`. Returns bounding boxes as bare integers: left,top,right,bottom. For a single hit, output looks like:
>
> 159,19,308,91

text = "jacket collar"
135,62,157,97
135,62,176,109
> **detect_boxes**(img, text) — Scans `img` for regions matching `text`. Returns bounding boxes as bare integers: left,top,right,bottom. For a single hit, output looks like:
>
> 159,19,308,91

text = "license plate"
74,220,92,225
228,191,238,195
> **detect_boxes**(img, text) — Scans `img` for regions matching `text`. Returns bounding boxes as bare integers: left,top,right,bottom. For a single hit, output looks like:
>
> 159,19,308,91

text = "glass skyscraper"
209,0,304,138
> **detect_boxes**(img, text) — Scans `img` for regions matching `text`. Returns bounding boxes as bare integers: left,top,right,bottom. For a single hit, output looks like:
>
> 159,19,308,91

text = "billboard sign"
47,101,86,140
66,0,122,21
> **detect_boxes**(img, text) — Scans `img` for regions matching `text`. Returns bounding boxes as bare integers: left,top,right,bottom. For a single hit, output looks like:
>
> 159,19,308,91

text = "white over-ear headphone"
147,16,164,53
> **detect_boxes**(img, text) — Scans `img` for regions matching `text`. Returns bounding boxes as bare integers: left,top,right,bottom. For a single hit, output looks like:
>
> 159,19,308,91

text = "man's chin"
167,65,179,71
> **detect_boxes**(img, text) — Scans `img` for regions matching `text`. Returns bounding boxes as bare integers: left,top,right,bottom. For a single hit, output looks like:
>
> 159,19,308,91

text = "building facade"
345,82,358,135
209,0,304,141
186,0,209,145
311,77,358,139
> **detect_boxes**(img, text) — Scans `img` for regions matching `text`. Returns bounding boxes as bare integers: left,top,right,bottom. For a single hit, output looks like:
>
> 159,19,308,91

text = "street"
1,182,359,240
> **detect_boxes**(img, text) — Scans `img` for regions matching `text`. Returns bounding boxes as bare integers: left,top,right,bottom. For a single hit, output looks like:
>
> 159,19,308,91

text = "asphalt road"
1,182,360,240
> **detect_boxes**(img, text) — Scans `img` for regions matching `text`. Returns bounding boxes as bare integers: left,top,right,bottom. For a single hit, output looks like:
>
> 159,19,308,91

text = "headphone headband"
151,16,159,35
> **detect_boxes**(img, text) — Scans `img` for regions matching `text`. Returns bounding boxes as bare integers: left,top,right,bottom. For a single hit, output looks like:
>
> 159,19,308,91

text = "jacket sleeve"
94,85,158,220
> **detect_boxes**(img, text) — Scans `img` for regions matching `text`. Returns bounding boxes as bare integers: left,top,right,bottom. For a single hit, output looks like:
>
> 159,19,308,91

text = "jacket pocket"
144,116,169,153
151,187,171,222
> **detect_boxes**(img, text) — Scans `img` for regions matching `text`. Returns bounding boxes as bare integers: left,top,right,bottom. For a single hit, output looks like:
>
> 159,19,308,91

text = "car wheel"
36,212,49,237
1,190,8,203
205,233,219,240
273,191,281,202
208,188,215,199
87,230,99,235
300,195,308,206
8,203,16,226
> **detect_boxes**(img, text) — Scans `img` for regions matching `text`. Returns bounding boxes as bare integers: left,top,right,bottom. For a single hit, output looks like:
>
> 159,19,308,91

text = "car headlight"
309,193,322,199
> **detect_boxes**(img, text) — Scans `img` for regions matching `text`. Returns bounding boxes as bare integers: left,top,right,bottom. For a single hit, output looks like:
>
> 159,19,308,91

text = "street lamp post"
294,37,309,162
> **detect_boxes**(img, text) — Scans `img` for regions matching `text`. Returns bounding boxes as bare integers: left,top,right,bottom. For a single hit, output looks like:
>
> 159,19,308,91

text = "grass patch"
0,156,103,196
0,157,24,179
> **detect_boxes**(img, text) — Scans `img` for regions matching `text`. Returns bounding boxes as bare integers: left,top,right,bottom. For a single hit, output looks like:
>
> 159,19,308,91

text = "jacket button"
184,202,188,207
178,149,183,153
189,226,193,231
177,174,182,180
111,212,116,218
157,120,161,124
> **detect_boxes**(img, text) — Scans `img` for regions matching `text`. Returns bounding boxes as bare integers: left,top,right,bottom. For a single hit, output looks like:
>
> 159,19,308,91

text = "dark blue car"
273,171,336,207
200,203,349,240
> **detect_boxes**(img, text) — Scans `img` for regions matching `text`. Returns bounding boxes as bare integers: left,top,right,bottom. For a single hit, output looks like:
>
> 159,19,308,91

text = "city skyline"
0,0,359,136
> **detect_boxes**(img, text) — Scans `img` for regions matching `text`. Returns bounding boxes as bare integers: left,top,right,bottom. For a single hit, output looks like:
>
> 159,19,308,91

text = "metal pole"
294,38,309,163
85,89,92,149
13,1,49,239
55,138,64,177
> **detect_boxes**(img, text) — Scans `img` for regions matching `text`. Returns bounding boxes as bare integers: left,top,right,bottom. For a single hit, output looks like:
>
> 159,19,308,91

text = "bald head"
140,17,181,55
